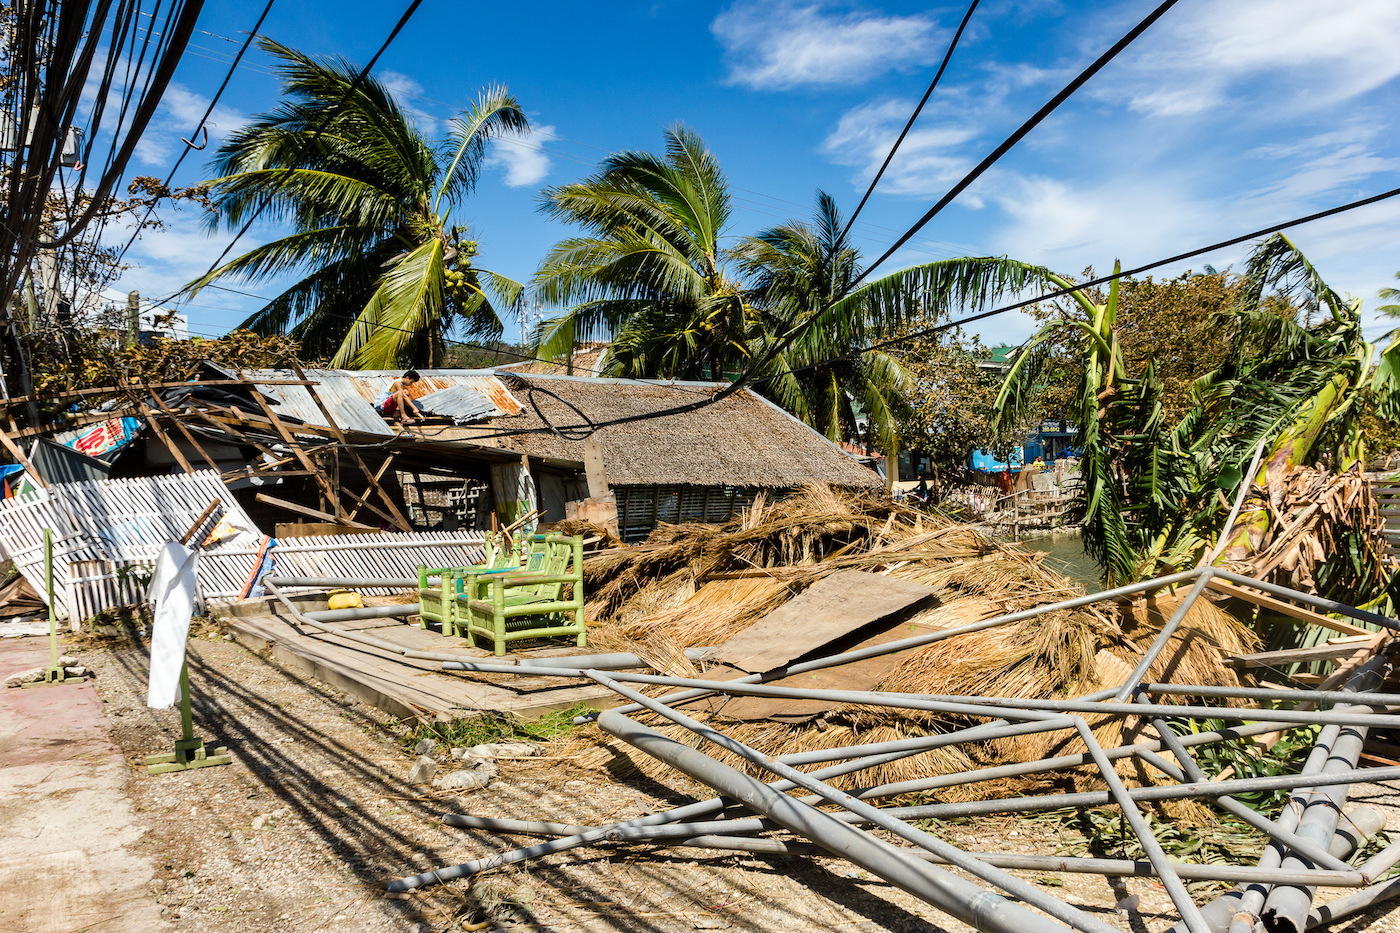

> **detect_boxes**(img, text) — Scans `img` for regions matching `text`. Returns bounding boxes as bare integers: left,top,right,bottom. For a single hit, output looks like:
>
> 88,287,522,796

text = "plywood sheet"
703,569,936,674
692,619,938,723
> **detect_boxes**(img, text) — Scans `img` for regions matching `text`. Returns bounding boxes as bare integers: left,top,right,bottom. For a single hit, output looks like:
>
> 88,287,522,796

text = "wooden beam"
140,388,223,474
124,391,195,473
1204,577,1373,637
0,429,46,488
345,454,397,522
1227,636,1380,669
4,408,140,441
0,378,319,409
289,360,411,532
245,391,342,516
254,493,376,530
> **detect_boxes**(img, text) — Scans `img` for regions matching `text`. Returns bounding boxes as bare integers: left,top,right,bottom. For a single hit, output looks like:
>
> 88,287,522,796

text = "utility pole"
127,290,140,347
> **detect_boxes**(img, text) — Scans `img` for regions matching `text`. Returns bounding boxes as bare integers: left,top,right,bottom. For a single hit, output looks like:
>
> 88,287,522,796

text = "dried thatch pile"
558,486,1258,802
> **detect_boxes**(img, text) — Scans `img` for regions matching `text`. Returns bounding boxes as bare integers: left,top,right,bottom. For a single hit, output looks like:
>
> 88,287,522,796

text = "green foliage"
190,40,527,368
995,236,1400,588
892,327,1020,466
401,703,593,753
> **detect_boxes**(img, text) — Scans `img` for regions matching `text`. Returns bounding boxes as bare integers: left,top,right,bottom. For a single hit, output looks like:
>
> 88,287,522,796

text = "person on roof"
375,370,424,425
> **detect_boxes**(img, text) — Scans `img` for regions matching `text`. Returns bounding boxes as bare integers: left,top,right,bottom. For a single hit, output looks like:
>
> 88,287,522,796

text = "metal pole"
1307,877,1400,929
1146,683,1400,706
534,668,1400,729
577,568,1204,723
1114,567,1214,701
1261,713,1373,933
598,712,1089,933
263,574,420,588
388,713,1037,891
45,527,57,667
1136,696,1354,872
590,678,1121,933
302,604,419,623
1212,568,1400,631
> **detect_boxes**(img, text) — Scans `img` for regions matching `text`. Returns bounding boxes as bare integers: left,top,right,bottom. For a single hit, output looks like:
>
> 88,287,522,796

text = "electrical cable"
709,0,1181,426
111,0,277,270
457,182,1400,443
146,0,426,309
837,0,979,246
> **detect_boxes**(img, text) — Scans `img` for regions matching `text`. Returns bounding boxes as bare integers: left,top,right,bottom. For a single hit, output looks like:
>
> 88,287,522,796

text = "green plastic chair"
458,533,586,656
417,532,517,636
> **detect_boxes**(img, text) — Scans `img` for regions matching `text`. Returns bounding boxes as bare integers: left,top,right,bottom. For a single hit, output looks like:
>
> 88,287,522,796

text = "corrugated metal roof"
414,384,504,423
241,369,522,436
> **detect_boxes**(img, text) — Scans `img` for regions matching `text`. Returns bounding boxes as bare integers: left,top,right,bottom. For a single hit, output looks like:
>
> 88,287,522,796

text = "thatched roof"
481,375,880,489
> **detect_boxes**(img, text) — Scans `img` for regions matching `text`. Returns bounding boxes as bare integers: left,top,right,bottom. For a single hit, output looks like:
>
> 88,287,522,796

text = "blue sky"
107,0,1400,349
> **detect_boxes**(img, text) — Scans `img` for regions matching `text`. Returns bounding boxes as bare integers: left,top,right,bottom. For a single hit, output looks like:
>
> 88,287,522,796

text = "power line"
728,0,1181,424
113,0,278,271
838,0,980,246
855,0,1180,288
149,0,426,309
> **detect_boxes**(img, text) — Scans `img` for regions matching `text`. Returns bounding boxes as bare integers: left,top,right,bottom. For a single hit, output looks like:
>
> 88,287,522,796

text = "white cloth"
145,542,199,709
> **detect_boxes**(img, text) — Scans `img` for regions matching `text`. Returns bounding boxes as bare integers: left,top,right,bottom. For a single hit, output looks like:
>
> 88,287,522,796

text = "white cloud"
712,1,944,89
379,69,426,102
485,124,557,188
1113,0,1400,116
823,97,980,196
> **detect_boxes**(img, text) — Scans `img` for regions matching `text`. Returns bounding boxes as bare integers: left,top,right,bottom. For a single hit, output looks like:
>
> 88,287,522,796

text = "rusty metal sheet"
702,569,937,674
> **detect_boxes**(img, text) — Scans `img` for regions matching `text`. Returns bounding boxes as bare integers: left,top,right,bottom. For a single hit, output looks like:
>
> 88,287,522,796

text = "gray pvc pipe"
303,604,419,623
263,574,419,588
1162,808,1385,933
579,567,1204,723
1115,567,1214,701
592,678,1121,933
1307,876,1400,929
1212,569,1400,631
598,711,1084,933
1263,704,1374,933
386,712,1021,892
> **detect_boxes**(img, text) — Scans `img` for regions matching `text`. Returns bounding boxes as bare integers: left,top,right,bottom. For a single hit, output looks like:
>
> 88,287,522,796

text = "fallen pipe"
1307,876,1400,929
1262,710,1374,933
263,574,419,588
1211,569,1400,632
597,712,1093,933
303,604,418,623
467,666,1400,730
1162,807,1384,933
576,568,1204,723
444,815,1366,886
387,713,1038,891
1114,567,1214,701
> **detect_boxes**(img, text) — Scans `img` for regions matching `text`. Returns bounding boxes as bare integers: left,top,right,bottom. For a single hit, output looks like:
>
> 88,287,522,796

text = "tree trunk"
1214,373,1348,565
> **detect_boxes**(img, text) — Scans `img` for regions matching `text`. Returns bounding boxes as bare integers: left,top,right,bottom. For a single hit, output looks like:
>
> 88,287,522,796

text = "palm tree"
534,131,1070,447
188,39,528,368
1379,272,1400,320
532,125,750,381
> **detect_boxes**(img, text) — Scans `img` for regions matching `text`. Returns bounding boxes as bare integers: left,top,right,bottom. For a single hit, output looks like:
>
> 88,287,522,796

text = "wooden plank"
703,569,937,674
254,492,377,530
142,389,223,474
245,390,343,516
4,408,141,441
1204,577,1373,637
345,454,397,523
226,612,618,720
289,360,413,532
0,427,46,488
693,617,940,723
1227,637,1380,669
125,392,195,473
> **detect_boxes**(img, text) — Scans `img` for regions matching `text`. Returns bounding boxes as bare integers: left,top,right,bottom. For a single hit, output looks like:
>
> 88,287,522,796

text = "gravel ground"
63,630,1400,933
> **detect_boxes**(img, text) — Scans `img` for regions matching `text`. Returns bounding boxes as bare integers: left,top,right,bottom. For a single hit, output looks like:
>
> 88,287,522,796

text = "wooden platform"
222,603,618,722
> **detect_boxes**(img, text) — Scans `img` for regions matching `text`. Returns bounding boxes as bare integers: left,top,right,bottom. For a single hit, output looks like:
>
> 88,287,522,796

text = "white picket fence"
0,470,489,622
0,471,264,623
212,530,489,597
